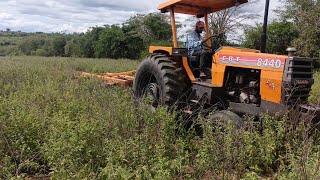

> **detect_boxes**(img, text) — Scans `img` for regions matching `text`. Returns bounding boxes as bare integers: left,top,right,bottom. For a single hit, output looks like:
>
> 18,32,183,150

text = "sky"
0,0,283,33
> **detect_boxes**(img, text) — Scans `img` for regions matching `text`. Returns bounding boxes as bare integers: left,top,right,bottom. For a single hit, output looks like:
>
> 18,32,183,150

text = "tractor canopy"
158,0,248,16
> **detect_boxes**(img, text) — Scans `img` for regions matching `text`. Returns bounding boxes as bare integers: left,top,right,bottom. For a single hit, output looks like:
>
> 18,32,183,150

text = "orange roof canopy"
158,0,248,16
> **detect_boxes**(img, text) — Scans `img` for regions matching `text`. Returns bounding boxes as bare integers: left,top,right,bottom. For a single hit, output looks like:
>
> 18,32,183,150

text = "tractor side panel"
260,70,284,103
214,49,287,71
213,47,287,103
212,56,226,87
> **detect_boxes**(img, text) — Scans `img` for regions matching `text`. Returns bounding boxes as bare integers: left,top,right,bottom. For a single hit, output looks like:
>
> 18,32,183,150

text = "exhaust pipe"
261,0,270,53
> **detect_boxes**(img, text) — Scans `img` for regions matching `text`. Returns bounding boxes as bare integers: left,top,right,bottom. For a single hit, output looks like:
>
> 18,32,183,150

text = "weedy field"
0,56,319,179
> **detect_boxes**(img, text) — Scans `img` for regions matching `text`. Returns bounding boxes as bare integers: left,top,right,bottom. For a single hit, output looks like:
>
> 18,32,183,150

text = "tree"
65,38,82,57
6,28,10,32
241,21,299,54
94,25,127,59
208,0,260,42
278,0,320,58
48,36,67,56
123,13,172,44
37,36,66,57
17,36,47,55
121,28,144,59
83,27,104,58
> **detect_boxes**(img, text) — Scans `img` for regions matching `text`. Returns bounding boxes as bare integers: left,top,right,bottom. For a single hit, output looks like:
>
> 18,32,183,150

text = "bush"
34,49,49,56
16,36,47,55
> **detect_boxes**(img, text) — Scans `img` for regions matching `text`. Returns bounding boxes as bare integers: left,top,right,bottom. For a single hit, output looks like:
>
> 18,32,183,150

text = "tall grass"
309,71,320,104
0,56,319,179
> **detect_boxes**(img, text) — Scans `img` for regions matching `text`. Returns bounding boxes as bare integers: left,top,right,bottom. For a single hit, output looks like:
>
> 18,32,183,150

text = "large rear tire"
133,54,190,108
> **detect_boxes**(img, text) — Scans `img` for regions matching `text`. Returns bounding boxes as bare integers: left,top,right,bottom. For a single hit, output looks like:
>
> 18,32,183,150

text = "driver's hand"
216,33,224,38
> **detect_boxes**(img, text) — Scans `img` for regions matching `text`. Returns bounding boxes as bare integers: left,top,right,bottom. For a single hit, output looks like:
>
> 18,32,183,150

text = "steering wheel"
201,34,224,51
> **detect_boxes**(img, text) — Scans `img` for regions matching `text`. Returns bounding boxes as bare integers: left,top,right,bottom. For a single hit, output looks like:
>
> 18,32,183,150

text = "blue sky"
0,0,283,33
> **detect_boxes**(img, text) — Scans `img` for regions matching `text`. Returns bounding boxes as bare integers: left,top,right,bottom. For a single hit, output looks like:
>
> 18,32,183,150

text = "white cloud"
0,13,14,20
0,0,283,33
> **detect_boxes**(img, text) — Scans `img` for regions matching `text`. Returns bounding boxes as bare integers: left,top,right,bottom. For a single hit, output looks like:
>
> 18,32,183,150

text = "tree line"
1,13,172,59
65,13,172,59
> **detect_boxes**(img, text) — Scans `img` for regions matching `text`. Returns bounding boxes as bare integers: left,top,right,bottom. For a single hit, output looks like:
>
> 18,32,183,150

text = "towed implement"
84,0,320,123
80,71,136,87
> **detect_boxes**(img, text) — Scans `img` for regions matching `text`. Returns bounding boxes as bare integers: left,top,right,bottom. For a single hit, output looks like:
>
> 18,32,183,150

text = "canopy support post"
261,0,270,53
204,13,211,47
170,7,178,48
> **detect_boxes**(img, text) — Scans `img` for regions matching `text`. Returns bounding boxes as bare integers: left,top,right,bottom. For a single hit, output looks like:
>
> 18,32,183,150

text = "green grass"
0,36,22,43
0,56,319,179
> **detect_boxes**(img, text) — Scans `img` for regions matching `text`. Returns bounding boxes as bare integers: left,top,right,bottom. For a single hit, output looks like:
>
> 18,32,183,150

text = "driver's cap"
196,21,205,28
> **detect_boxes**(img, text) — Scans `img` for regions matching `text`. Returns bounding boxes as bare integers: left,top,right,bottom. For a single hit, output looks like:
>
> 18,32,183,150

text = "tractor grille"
283,57,314,105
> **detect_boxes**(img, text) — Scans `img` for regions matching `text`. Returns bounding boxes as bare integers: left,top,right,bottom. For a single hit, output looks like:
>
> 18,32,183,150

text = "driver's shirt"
186,30,203,56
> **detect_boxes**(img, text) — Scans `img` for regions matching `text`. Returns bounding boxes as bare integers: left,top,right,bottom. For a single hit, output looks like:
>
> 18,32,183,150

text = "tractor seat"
189,56,200,62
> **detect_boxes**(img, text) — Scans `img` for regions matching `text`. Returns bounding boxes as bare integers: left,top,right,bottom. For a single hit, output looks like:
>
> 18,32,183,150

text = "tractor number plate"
219,55,285,69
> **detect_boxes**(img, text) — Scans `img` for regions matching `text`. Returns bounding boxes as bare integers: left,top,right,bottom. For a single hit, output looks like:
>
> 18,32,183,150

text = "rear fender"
149,46,172,55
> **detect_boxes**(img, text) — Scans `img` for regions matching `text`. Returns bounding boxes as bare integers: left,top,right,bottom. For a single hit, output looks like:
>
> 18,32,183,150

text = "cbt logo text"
220,56,240,62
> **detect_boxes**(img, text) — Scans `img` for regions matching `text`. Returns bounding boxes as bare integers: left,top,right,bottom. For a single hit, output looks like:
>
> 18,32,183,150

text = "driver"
186,21,212,77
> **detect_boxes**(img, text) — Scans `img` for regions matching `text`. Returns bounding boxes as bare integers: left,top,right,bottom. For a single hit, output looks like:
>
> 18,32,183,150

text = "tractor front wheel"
208,110,244,129
133,54,190,109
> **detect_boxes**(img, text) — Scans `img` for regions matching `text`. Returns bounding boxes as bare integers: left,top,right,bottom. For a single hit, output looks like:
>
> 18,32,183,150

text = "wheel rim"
146,83,160,108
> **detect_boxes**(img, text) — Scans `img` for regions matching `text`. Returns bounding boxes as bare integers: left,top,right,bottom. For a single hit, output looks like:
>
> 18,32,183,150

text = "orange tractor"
131,0,319,122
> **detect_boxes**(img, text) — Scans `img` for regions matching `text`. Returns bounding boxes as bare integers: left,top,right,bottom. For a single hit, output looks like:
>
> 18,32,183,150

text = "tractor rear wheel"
133,54,190,108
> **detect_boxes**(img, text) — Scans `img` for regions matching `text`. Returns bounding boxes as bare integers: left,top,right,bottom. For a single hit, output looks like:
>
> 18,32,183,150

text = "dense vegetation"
0,56,319,179
241,21,299,55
